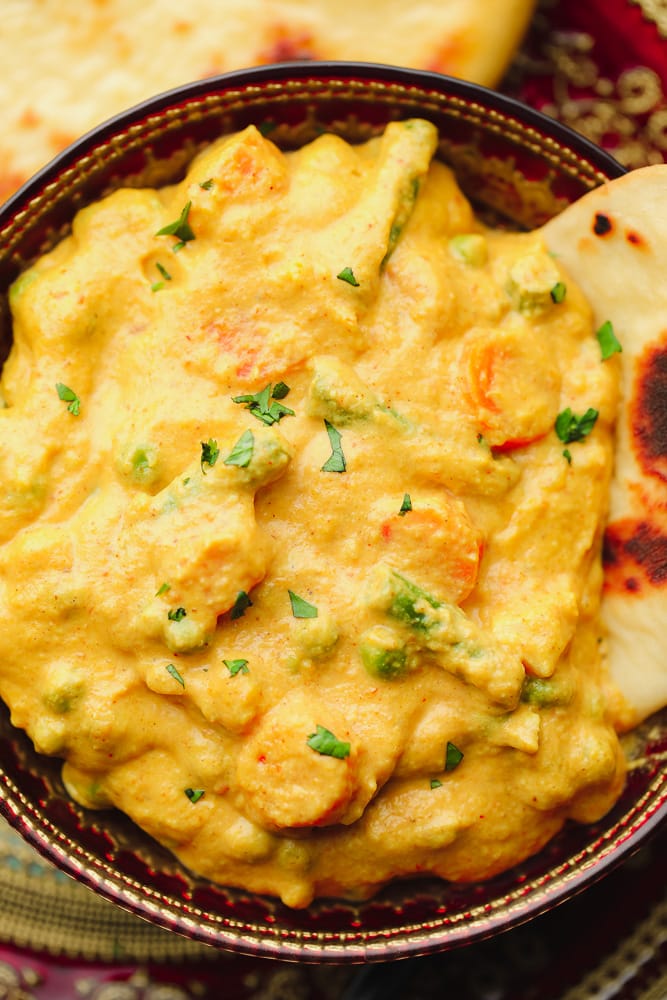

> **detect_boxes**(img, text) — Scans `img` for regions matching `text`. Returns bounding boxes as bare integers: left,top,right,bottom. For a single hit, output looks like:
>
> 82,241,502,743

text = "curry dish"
0,120,626,907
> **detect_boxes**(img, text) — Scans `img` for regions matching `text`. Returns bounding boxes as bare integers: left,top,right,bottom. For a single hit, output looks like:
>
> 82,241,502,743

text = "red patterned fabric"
508,0,667,167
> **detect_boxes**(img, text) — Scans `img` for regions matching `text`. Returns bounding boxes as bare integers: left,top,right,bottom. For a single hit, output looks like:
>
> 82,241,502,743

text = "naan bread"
544,166,667,728
0,0,535,202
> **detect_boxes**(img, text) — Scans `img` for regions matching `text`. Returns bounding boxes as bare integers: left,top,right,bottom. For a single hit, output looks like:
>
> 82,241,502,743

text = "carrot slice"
377,498,482,605
463,325,561,450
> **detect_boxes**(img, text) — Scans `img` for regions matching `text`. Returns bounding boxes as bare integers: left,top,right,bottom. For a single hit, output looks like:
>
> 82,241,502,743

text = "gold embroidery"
517,28,667,168
0,959,41,1000
74,968,201,999
630,0,667,38
561,895,667,1000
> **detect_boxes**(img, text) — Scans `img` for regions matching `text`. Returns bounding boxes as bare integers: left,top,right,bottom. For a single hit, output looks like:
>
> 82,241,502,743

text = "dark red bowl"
0,62,664,963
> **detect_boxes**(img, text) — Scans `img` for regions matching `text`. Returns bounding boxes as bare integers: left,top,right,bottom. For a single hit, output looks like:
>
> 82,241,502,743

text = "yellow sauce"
0,120,625,907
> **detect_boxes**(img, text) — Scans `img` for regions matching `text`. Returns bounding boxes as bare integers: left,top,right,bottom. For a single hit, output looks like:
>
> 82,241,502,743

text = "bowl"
0,62,664,963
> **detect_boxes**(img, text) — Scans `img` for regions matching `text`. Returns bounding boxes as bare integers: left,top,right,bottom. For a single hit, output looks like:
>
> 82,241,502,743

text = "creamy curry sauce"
0,121,626,907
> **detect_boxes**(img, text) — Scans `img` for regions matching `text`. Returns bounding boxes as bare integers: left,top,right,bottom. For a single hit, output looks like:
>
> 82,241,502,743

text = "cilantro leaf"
596,320,622,360
321,420,346,473
445,741,464,771
155,582,171,597
272,381,290,400
55,382,81,416
232,383,294,425
223,658,249,676
224,429,254,468
184,788,205,803
555,407,599,444
264,400,295,424
155,201,195,248
306,724,350,759
167,607,187,622
288,590,318,618
337,266,360,287
166,663,185,687
152,262,172,291
200,438,220,473
550,281,567,304
430,778,443,789
230,591,252,620
399,493,412,516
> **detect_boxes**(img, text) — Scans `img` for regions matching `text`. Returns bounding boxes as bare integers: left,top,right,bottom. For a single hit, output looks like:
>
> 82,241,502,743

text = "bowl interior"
0,63,663,963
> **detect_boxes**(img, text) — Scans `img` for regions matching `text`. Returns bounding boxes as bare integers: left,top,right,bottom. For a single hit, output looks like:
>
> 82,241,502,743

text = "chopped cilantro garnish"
445,741,464,771
399,493,412,516
155,582,171,597
321,420,346,473
430,778,443,789
232,383,294,425
155,201,195,250
260,400,294,425
199,178,214,190
596,320,622,360
167,607,187,622
184,788,205,803
272,381,290,400
224,429,254,468
230,591,252,620
337,266,360,287
152,262,172,290
223,658,249,676
550,281,567,304
55,382,81,416
200,438,220,473
166,663,185,687
555,407,599,444
563,448,573,464
288,590,318,618
306,724,350,759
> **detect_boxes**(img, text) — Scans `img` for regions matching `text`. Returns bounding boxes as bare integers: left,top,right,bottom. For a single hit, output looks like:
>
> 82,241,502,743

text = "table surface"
1,0,666,996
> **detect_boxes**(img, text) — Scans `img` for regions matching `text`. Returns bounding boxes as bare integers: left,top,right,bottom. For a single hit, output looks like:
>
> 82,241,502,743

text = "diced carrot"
463,326,561,450
377,499,482,605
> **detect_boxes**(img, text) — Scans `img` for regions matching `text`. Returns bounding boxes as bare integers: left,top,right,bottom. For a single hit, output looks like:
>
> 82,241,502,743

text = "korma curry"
0,120,626,907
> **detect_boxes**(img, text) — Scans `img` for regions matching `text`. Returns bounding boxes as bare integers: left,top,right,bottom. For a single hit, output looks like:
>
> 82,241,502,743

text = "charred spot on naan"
593,212,614,237
602,336,667,597
592,210,650,251
603,518,667,595
630,337,667,484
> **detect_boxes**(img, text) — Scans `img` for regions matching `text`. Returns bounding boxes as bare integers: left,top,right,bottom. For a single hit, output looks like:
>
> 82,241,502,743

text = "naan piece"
0,0,535,202
544,166,667,729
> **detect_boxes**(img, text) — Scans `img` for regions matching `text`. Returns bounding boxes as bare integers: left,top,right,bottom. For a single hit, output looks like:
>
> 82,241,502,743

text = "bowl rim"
0,60,626,227
2,773,665,963
1,60,663,964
